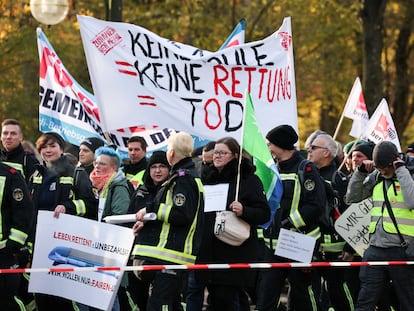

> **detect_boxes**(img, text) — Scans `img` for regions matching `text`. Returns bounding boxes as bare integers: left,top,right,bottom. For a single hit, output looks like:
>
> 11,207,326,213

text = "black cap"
266,125,298,150
45,132,66,150
373,141,399,168
80,137,105,153
147,151,170,168
353,141,375,160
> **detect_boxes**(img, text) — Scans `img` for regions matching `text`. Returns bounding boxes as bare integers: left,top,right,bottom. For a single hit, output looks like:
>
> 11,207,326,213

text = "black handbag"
382,181,414,258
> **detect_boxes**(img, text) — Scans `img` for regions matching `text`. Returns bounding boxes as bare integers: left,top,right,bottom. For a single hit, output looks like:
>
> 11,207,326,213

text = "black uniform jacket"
199,158,270,287
0,162,33,255
1,144,39,184
29,155,98,242
264,151,323,240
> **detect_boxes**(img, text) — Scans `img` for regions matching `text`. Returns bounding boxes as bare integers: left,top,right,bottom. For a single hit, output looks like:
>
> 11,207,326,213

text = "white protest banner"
37,28,186,156
37,21,245,154
362,98,401,152
343,77,369,138
78,15,298,140
275,228,316,263
29,211,134,311
334,198,373,256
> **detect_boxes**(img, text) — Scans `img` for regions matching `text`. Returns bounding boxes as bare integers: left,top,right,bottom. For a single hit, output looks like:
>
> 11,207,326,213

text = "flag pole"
332,112,345,141
235,91,249,202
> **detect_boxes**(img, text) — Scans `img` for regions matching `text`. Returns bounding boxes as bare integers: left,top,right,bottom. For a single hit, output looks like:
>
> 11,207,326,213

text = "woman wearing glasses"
192,136,270,311
89,146,131,311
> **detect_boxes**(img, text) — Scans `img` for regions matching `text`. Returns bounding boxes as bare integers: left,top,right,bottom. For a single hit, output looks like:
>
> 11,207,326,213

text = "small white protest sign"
334,197,373,256
275,228,317,263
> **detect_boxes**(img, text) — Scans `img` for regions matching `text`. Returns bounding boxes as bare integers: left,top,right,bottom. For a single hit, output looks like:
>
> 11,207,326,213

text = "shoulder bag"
214,210,250,246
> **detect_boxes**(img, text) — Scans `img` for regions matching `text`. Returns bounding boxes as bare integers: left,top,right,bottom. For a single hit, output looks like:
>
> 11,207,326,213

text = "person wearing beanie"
29,132,98,310
127,150,171,311
265,124,298,150
351,141,375,172
346,140,414,310
341,140,365,175
78,137,105,175
256,125,326,311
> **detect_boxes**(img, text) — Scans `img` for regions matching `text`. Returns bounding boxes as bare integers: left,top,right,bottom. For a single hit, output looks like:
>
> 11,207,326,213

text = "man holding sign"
346,141,414,311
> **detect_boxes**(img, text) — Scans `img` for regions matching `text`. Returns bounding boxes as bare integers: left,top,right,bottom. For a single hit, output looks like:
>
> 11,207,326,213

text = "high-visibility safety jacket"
370,180,414,236
129,170,145,189
0,163,33,252
133,157,204,265
0,144,39,184
263,151,324,250
123,158,147,183
29,155,98,242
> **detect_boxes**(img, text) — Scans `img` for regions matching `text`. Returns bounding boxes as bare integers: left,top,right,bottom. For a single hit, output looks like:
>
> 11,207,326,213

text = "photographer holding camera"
346,140,414,311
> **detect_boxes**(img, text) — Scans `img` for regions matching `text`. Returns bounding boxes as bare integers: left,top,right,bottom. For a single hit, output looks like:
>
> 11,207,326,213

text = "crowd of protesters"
1,118,414,311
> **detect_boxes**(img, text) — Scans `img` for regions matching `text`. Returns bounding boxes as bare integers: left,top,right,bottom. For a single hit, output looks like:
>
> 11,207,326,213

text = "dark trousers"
142,269,184,311
0,251,23,311
355,245,414,311
255,247,319,311
128,271,150,311
316,252,355,311
35,293,74,311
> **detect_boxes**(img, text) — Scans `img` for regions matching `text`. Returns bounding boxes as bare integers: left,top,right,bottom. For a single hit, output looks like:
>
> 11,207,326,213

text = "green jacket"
101,171,131,219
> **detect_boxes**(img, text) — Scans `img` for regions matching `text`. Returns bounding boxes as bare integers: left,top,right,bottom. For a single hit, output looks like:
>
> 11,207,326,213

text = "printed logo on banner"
278,32,292,51
92,27,123,55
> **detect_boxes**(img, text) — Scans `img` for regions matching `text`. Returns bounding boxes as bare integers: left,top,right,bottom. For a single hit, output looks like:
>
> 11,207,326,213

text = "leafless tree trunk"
360,0,387,115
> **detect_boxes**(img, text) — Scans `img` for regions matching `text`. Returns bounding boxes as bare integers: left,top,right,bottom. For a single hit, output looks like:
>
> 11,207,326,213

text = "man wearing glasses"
307,133,355,311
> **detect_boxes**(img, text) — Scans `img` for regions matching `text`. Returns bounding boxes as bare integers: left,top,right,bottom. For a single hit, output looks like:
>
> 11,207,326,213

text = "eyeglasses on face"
213,151,233,156
94,161,109,167
150,164,169,170
309,145,328,151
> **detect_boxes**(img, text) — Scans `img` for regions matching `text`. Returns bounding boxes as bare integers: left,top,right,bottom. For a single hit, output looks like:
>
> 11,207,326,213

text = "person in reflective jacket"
133,132,204,311
0,161,33,311
346,141,414,311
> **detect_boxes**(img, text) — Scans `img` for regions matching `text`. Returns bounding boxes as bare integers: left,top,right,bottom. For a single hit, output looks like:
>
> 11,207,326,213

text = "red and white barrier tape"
1,261,414,274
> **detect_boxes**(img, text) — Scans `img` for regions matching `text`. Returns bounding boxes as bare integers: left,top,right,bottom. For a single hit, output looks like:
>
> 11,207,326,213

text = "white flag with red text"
362,98,401,151
343,77,369,138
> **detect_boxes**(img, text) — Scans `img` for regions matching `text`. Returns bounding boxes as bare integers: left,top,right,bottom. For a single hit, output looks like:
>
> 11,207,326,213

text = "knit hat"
266,125,298,150
353,141,375,160
373,141,399,168
80,137,105,153
343,139,365,155
148,151,170,168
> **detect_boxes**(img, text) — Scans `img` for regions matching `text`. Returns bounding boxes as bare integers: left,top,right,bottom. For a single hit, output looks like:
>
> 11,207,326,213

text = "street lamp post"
30,0,69,25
